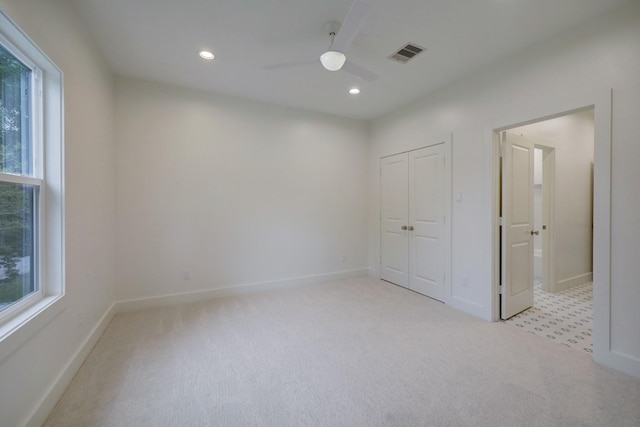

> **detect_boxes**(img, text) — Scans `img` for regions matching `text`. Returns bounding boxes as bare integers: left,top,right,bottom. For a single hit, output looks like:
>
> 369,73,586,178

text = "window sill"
0,295,66,363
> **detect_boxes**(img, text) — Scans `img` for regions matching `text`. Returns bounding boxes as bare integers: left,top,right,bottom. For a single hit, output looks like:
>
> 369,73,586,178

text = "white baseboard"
593,347,640,380
114,268,369,313
25,303,116,427
555,272,593,292
449,295,489,321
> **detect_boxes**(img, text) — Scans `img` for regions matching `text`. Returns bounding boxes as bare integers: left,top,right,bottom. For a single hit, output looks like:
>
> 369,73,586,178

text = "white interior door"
501,132,535,319
409,145,447,302
380,153,409,288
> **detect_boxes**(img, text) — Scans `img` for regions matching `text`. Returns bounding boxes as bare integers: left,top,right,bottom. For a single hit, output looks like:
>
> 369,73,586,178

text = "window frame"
0,8,65,360
0,34,45,322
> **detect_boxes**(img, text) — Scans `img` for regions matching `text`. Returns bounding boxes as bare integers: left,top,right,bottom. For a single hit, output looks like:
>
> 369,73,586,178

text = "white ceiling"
72,0,627,120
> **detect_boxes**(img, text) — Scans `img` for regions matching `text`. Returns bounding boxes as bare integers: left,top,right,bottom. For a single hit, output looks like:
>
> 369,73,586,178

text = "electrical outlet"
341,255,346,263
183,270,192,280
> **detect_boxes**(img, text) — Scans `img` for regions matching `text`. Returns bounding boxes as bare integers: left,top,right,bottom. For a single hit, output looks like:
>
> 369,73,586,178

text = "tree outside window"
0,43,38,311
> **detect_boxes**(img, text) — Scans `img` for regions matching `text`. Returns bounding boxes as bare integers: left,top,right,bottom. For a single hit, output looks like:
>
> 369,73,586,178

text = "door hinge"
498,216,504,227
499,285,504,294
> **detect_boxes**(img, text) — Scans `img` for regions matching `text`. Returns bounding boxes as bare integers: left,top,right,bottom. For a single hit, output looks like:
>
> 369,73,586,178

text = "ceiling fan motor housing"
320,50,347,71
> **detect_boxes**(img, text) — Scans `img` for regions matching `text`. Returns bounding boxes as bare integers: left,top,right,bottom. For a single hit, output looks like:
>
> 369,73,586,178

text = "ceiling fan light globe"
320,50,346,71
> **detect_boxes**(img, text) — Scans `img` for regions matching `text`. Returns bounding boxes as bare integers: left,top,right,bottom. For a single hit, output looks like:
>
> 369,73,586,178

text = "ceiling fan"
264,0,379,82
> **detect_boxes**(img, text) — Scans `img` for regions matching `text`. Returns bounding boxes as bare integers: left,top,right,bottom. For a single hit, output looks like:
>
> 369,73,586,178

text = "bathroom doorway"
500,109,595,353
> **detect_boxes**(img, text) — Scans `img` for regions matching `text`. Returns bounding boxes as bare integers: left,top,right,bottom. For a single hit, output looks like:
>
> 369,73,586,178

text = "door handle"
401,225,408,230
408,225,414,231
530,230,539,235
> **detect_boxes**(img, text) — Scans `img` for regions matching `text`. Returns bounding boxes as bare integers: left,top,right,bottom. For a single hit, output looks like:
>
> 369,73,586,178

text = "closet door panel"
409,145,446,301
380,153,409,288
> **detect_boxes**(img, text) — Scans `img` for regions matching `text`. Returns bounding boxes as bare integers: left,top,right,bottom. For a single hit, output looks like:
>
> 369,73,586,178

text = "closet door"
380,153,409,288
409,144,447,302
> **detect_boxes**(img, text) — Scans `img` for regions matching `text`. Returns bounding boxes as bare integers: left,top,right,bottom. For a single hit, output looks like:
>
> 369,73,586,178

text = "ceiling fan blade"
263,59,319,70
342,60,378,82
331,0,372,53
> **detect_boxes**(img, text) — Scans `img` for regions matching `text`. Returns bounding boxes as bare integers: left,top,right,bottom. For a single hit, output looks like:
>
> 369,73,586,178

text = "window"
0,9,63,342
0,42,41,318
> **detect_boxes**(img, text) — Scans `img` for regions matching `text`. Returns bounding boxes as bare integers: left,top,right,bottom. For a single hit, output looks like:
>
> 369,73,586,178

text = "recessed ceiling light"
199,50,215,60
349,88,361,95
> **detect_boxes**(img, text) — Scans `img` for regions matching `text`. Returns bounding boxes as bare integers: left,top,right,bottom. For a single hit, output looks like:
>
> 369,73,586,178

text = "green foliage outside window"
0,43,36,306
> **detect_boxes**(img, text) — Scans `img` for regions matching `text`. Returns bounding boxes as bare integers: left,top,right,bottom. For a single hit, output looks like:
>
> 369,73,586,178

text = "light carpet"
44,277,640,426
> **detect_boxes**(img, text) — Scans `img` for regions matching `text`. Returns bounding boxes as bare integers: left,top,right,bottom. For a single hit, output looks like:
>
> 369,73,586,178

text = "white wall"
114,77,369,302
512,111,594,291
369,2,640,376
0,0,115,426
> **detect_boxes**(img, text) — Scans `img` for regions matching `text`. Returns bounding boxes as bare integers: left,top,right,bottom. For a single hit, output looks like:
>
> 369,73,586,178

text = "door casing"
489,91,611,367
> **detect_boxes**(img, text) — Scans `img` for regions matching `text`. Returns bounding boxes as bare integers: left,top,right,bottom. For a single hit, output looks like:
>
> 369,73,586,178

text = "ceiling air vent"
389,43,426,64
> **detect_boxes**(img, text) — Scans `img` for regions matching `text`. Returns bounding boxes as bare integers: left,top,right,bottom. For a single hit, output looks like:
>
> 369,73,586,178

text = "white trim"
486,88,622,372
379,138,448,159
0,288,42,326
0,295,64,363
115,268,369,313
24,303,116,427
0,173,42,186
540,145,556,294
448,295,485,319
0,8,64,346
591,90,616,372
444,136,453,305
595,350,640,380
555,272,593,293
377,133,451,159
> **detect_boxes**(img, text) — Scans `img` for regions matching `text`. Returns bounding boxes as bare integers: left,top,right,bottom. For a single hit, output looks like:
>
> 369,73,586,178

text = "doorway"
498,109,595,351
533,145,555,293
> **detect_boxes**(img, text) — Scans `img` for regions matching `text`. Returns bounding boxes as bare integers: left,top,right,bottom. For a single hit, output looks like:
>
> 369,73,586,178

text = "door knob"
401,225,408,230
408,225,414,231
530,230,539,235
